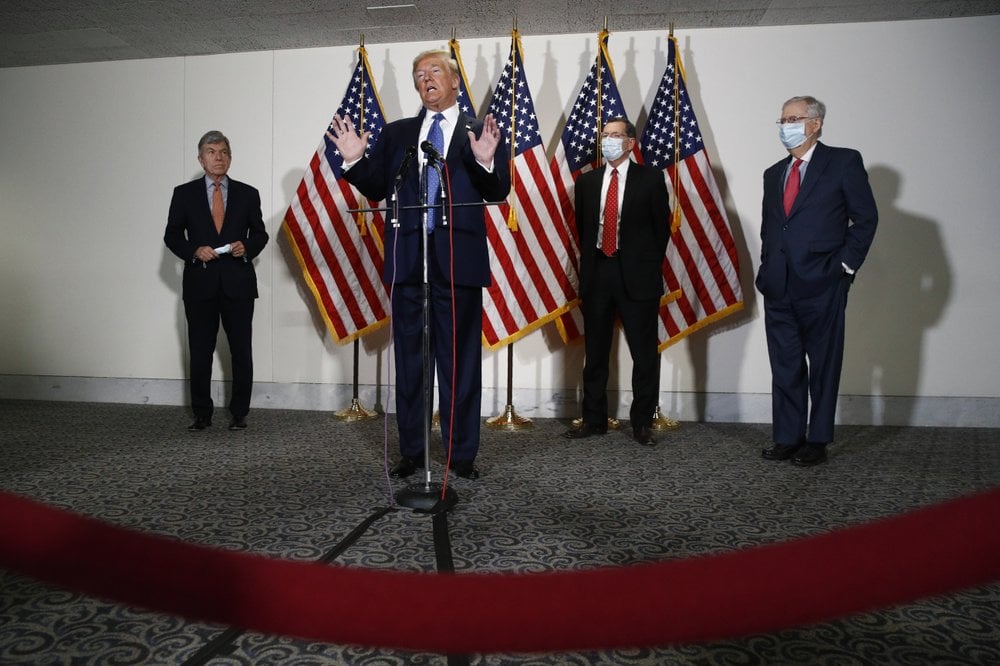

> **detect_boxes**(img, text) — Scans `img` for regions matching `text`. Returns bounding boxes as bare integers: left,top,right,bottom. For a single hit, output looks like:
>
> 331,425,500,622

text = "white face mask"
601,137,626,162
778,122,807,149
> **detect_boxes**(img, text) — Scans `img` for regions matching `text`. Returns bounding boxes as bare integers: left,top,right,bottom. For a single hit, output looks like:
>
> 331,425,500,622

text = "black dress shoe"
792,443,828,466
450,460,480,480
762,443,801,460
563,422,608,439
390,456,423,478
229,417,247,431
632,426,656,446
188,417,212,431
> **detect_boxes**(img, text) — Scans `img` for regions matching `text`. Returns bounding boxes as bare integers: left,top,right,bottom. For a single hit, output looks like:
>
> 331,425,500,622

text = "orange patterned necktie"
212,181,224,233
601,168,619,256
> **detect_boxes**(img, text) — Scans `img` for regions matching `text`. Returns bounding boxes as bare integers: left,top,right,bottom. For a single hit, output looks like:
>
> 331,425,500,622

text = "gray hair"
198,130,231,153
784,96,826,121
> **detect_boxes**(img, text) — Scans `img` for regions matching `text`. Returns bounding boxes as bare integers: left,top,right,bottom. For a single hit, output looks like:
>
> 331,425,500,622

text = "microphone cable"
440,162,457,497
383,178,403,506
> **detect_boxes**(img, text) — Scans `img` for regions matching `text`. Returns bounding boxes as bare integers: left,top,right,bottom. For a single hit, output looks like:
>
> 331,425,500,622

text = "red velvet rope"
2,487,999,653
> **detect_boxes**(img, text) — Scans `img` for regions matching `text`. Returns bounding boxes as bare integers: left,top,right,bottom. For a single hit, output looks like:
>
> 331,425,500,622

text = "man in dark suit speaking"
563,117,671,446
164,131,269,432
756,96,878,466
327,50,510,480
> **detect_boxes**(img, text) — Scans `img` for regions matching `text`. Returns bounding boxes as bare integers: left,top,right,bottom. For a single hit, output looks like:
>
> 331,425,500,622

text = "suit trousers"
581,252,661,429
763,274,851,445
390,239,483,462
184,295,255,420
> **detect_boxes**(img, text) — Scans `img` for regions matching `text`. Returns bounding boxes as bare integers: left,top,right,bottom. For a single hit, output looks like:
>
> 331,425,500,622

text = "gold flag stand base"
333,398,379,422
651,405,681,431
571,417,621,429
486,404,533,430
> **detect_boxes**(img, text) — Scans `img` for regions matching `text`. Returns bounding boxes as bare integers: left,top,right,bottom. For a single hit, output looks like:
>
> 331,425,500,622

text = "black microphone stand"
349,156,505,513
392,151,457,514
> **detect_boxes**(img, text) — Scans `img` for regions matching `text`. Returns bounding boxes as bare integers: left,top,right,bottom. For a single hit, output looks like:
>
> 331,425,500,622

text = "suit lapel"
789,142,829,217
619,162,635,221
447,113,473,160
771,156,792,218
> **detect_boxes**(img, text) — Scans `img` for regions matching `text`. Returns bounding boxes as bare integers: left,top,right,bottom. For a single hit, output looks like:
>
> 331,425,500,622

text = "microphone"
395,145,417,184
420,140,443,165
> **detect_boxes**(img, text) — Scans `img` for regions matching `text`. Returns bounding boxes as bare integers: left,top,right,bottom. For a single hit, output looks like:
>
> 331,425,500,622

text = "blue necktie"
426,112,444,233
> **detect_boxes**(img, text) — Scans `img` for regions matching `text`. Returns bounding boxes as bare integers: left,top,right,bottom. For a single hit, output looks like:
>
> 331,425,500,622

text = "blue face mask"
778,122,807,149
601,137,626,162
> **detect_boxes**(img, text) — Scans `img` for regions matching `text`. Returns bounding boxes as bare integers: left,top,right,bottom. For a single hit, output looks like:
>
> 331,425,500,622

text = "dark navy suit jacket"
755,142,878,300
575,161,671,301
343,109,511,287
164,177,269,301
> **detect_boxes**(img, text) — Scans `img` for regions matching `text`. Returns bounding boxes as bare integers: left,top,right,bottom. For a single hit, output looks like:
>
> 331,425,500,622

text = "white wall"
2,17,999,426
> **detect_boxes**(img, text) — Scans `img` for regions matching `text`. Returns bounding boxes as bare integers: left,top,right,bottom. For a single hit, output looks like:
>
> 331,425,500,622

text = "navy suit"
164,177,269,420
344,109,510,462
755,141,877,446
575,161,670,429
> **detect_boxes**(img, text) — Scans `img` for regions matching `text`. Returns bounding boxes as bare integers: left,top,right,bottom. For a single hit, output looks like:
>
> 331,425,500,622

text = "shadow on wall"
842,164,952,426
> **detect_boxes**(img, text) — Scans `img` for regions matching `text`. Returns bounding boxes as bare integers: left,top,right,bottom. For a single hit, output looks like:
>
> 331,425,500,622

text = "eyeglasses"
600,132,629,139
776,115,817,125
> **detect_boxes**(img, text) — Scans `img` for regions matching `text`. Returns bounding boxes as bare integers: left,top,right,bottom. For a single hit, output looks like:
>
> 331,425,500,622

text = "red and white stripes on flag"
548,30,637,344
640,36,743,349
463,32,579,350
282,47,390,343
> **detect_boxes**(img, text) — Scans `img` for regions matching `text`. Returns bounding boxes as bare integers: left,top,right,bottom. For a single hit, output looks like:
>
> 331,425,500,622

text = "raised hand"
469,113,502,166
325,114,370,164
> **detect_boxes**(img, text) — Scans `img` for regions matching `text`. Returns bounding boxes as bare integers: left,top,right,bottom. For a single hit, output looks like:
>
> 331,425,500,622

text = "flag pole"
652,23,681,432
333,338,378,421
573,23,623,432
485,24,532,431
334,35,379,423
485,343,532,430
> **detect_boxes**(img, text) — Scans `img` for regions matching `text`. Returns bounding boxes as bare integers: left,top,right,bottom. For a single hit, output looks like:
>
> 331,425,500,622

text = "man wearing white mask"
563,117,671,446
756,96,878,466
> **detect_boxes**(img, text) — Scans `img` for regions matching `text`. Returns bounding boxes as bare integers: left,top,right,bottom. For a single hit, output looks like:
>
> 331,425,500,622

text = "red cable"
439,164,458,497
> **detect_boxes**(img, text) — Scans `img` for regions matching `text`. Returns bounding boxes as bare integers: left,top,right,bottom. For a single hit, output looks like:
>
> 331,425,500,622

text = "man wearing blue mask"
563,117,671,446
756,96,878,466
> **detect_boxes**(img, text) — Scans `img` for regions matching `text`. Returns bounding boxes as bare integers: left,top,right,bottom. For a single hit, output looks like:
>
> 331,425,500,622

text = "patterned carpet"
1,399,999,665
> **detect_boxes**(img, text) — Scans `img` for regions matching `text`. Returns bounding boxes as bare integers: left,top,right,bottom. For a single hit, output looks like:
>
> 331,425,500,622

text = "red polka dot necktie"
601,168,619,256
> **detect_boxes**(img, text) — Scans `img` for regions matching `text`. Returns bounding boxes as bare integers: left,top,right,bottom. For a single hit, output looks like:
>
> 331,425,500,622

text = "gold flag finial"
669,22,674,38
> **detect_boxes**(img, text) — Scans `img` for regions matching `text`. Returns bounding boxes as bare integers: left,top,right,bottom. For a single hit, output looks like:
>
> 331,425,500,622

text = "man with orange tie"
563,117,671,446
164,131,269,432
756,96,878,466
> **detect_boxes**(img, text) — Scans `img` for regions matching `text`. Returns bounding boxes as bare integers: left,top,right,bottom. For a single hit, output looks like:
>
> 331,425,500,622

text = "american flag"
549,29,636,343
640,36,743,349
449,38,476,118
282,47,390,343
476,31,580,349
